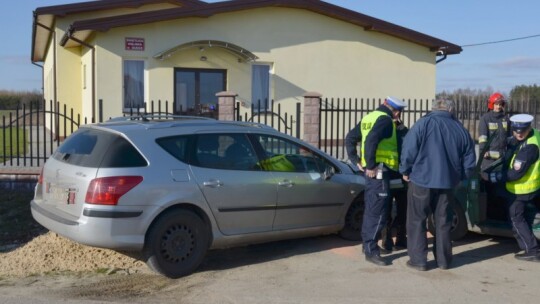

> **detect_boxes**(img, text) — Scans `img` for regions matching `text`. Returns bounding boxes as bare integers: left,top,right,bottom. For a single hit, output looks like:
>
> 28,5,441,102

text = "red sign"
125,37,145,51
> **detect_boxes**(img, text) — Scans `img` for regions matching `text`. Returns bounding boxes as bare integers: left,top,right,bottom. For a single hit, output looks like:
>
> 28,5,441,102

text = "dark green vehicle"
432,140,540,241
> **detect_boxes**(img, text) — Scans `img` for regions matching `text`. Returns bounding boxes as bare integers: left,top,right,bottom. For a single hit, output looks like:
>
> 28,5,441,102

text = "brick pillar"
217,91,237,121
303,92,322,148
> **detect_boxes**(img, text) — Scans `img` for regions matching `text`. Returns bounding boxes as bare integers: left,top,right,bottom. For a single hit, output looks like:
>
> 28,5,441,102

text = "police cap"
510,114,534,134
385,96,407,111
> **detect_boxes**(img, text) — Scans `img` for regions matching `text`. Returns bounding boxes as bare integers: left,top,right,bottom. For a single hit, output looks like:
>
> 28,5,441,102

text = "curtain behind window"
251,64,270,110
123,60,144,109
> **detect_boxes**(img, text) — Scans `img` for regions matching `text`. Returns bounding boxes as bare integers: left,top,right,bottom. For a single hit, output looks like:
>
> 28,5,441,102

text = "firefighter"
479,92,510,165
490,114,540,262
351,96,407,266
479,93,511,220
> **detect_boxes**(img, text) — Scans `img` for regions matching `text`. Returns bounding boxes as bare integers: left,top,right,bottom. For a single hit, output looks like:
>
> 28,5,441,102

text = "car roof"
85,116,278,135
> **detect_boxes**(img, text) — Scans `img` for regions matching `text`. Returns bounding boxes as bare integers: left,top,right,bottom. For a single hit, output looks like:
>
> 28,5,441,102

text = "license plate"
46,183,77,205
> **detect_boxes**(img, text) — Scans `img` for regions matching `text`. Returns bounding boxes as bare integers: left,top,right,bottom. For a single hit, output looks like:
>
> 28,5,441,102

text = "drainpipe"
61,27,96,122
33,16,57,103
31,61,44,95
436,49,447,64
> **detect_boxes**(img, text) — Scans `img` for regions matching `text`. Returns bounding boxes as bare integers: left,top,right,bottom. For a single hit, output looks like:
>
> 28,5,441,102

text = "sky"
1,0,539,94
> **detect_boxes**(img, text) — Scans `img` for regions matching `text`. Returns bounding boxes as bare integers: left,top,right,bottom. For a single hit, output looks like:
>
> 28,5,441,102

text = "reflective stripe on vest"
360,110,398,171
506,129,540,194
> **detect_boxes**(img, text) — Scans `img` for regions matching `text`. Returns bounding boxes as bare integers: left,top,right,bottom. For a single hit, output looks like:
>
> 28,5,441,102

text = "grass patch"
0,127,28,157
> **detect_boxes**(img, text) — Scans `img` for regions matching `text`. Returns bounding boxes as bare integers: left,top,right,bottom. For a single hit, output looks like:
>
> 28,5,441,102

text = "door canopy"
154,40,258,62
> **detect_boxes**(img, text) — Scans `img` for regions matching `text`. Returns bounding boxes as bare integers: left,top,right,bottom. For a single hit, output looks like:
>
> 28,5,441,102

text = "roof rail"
224,120,274,129
107,114,215,122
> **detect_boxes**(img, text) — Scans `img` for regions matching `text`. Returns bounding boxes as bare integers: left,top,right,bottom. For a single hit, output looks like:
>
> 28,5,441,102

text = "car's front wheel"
339,197,364,241
427,200,468,241
143,209,210,278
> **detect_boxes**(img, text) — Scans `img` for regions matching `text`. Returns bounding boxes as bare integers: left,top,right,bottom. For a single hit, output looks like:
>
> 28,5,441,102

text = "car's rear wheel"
339,197,364,241
428,200,468,241
143,209,209,278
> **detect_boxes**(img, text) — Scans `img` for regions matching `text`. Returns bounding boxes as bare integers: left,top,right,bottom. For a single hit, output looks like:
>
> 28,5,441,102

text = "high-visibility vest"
506,129,540,194
258,154,295,172
360,110,398,171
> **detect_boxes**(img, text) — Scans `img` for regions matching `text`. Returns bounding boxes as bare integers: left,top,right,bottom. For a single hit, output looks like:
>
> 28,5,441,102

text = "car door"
189,133,278,235
252,134,350,230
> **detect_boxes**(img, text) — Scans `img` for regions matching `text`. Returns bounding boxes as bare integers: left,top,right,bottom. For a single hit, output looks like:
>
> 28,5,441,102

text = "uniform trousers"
381,188,408,249
362,176,391,256
508,198,538,253
407,182,453,267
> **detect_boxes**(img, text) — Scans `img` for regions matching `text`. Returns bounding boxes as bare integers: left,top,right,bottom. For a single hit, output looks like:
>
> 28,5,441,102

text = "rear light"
85,176,143,205
38,167,44,185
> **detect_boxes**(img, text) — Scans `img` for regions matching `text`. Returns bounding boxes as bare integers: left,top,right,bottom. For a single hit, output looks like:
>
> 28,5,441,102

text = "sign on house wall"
125,37,145,51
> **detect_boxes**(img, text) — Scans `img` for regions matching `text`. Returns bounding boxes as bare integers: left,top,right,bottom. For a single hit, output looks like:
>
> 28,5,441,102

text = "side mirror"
322,165,335,180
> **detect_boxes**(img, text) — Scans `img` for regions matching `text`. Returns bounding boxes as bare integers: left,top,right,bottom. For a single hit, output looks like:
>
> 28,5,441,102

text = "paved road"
1,232,539,304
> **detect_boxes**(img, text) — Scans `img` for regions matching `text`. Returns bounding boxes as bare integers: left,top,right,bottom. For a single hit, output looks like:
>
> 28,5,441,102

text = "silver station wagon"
31,116,366,278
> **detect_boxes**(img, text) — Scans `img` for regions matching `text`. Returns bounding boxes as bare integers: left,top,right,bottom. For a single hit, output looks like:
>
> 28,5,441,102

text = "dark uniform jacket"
399,111,476,189
498,130,540,201
478,111,510,158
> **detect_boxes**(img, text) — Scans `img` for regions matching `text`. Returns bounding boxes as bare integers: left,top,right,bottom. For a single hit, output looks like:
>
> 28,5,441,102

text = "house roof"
32,0,206,61
32,0,462,62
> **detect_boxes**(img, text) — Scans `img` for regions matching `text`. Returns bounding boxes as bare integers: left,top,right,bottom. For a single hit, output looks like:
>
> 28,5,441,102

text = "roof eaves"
60,0,462,55
34,0,205,17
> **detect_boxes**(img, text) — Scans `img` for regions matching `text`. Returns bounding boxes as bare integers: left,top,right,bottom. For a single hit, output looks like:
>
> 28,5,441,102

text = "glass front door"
174,68,226,118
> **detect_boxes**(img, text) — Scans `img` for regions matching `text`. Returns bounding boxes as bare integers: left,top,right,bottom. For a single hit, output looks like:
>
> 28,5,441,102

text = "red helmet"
488,92,506,110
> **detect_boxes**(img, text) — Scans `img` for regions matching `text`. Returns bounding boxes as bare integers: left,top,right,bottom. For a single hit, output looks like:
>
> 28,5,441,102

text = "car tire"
339,198,364,241
428,200,468,241
143,209,210,278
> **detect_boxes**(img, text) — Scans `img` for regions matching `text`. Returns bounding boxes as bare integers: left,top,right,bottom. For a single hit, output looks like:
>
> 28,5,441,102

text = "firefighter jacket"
478,111,510,159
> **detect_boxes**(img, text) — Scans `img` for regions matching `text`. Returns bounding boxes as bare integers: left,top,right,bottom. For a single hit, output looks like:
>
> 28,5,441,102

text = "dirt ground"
1,231,540,304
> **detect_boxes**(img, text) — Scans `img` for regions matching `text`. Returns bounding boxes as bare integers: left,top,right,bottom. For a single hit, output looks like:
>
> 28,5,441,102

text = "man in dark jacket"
400,99,476,271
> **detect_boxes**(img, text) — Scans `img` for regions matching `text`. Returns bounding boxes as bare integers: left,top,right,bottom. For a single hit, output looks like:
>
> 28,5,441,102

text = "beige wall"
49,6,437,123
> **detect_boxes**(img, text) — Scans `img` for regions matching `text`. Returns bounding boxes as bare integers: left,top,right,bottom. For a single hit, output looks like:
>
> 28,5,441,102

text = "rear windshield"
52,128,147,168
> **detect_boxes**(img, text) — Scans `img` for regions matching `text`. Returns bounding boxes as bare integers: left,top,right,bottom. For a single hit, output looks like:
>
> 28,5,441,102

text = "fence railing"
234,99,301,139
2,97,539,167
319,97,540,159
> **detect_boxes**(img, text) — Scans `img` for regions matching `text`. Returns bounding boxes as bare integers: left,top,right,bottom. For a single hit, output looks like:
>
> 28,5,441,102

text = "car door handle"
203,180,223,188
278,180,294,188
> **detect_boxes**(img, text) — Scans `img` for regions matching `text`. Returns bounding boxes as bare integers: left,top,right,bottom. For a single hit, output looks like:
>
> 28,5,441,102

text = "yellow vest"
360,110,399,171
506,129,540,194
259,154,295,172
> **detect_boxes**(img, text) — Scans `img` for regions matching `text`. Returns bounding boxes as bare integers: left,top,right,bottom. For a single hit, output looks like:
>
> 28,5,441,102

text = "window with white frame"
251,64,270,111
123,60,145,110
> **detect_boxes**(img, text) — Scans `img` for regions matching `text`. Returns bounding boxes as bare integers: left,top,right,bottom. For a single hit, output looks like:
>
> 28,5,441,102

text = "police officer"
490,114,540,262
346,96,407,266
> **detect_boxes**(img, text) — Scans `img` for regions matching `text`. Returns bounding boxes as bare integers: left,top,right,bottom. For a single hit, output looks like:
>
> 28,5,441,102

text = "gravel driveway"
1,232,539,304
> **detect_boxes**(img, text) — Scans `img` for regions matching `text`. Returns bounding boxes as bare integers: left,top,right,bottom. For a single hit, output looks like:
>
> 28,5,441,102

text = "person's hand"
365,168,376,178
356,163,364,172
403,175,410,182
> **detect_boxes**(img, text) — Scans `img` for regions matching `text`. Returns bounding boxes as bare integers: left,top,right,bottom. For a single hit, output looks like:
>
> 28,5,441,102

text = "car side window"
254,134,329,173
221,134,260,171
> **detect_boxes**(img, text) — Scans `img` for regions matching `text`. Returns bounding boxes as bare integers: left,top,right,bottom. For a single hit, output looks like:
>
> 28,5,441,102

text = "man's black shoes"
514,251,540,262
365,254,389,266
378,246,392,255
406,260,427,271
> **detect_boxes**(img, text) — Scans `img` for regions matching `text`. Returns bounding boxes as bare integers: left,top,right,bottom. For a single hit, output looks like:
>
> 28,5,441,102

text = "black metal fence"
2,97,539,167
234,99,302,139
319,97,540,159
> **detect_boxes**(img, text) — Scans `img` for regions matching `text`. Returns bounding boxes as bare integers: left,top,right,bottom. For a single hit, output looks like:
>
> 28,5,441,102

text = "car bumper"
31,200,151,251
